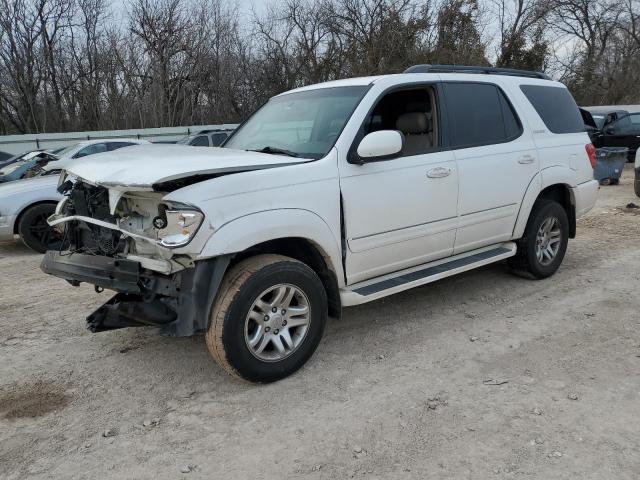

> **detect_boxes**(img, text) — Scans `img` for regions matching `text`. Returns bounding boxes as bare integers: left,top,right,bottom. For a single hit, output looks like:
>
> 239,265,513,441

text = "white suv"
41,65,599,382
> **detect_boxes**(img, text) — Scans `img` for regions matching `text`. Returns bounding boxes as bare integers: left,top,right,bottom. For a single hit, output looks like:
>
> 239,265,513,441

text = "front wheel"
206,254,327,383
17,203,63,253
509,200,569,279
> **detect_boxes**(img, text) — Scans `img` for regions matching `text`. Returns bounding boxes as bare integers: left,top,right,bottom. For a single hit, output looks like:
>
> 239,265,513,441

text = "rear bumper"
572,180,599,218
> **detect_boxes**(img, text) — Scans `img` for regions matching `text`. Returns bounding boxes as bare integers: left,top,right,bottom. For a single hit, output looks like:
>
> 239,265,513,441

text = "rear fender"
512,166,576,239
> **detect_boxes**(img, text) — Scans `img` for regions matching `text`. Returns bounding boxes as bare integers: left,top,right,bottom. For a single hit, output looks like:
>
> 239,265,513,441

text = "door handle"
426,167,451,178
518,155,535,164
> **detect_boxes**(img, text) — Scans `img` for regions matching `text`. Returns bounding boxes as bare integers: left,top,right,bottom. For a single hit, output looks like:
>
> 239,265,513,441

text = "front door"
339,85,458,284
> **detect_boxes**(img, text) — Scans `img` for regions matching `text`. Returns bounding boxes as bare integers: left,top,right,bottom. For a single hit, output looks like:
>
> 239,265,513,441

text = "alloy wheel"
244,283,311,362
535,216,561,266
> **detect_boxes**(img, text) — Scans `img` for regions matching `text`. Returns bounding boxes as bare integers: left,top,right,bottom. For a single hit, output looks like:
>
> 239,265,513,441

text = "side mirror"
356,130,403,162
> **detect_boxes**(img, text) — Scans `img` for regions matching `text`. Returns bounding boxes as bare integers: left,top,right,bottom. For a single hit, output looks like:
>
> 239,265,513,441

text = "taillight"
585,144,596,168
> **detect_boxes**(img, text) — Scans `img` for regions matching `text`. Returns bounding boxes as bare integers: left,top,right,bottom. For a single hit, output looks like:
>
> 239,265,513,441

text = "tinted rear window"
443,82,522,148
520,85,584,134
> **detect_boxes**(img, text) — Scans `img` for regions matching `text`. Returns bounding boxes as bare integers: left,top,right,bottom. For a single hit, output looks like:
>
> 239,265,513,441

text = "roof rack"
404,64,551,80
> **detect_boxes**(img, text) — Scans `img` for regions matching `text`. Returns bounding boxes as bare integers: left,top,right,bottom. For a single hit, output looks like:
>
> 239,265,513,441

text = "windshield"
0,160,31,175
224,86,368,159
176,135,195,145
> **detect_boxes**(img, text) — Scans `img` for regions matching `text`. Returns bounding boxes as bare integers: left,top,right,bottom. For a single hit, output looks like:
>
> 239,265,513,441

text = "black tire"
17,204,63,253
509,199,569,279
206,254,327,383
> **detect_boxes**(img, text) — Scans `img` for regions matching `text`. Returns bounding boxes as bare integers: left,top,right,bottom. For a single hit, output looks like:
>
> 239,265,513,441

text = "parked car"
580,107,640,161
599,112,640,161
580,108,600,143
176,129,234,147
0,140,148,252
0,175,63,251
41,138,150,173
40,65,598,383
0,152,26,170
0,151,58,183
0,150,45,174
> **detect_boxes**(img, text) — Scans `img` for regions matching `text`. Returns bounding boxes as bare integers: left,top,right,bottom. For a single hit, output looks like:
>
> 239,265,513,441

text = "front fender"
512,166,576,239
198,208,344,282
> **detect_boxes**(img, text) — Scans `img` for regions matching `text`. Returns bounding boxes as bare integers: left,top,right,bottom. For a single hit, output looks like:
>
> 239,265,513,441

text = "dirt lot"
1,167,640,480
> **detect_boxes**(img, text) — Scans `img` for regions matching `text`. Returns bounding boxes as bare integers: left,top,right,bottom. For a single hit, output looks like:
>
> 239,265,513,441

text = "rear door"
442,81,538,253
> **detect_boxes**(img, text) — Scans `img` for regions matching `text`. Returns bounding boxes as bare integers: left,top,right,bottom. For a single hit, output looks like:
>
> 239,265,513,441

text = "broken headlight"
156,208,204,248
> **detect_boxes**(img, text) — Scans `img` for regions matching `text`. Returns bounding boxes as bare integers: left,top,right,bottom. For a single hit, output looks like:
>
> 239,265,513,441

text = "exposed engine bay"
49,179,199,274
41,178,224,337
65,182,126,256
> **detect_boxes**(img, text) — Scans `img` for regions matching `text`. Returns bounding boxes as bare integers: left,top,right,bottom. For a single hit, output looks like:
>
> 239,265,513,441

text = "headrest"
396,112,430,134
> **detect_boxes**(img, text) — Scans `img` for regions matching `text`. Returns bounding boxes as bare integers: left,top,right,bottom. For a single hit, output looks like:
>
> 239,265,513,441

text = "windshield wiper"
248,146,299,158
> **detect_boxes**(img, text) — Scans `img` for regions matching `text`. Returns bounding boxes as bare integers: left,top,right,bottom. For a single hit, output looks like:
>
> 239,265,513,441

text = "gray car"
0,139,148,252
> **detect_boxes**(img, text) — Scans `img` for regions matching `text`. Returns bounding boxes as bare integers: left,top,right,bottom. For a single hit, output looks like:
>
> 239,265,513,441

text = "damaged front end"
41,176,227,336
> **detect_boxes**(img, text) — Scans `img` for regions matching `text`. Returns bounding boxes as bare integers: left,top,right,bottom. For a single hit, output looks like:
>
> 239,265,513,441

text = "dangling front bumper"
41,251,231,337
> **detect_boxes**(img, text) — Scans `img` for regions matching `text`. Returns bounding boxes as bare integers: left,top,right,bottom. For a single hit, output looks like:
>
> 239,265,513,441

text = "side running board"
340,242,517,306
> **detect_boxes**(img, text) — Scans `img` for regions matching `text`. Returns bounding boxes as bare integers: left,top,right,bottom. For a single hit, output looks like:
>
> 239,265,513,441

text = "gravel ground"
1,167,639,480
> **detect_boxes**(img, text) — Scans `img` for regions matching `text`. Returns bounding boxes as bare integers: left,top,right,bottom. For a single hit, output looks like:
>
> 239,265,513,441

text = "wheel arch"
231,237,342,319
198,209,344,319
513,169,576,240
537,184,576,238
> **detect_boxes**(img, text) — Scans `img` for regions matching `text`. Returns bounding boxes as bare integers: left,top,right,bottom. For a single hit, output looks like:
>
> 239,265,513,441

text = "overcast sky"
112,0,273,20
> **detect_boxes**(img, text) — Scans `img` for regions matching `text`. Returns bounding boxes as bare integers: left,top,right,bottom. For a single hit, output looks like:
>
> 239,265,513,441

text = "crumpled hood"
64,144,309,189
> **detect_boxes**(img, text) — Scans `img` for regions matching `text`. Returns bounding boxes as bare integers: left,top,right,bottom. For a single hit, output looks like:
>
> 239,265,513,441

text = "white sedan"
0,139,149,252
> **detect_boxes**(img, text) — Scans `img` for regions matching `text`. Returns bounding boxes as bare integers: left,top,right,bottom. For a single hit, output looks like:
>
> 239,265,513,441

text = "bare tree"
491,0,551,70
0,0,637,134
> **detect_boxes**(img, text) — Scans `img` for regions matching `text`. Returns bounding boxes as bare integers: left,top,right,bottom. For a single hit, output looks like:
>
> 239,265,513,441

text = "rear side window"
443,82,522,149
520,85,584,134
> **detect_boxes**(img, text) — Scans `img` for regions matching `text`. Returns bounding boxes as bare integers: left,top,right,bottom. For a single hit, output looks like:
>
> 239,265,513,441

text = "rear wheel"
206,254,327,383
509,200,569,279
17,204,63,253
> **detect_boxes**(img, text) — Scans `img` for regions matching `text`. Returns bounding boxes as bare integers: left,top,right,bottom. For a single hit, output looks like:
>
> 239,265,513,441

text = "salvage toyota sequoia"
41,65,599,382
